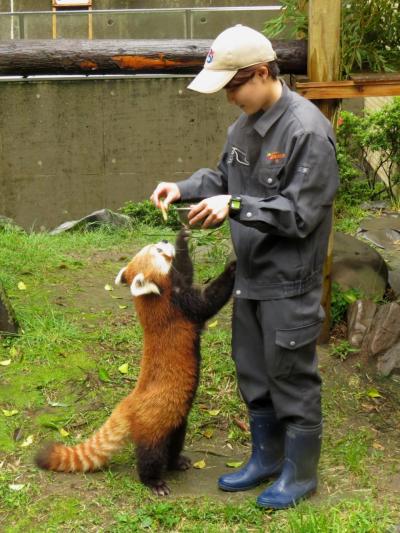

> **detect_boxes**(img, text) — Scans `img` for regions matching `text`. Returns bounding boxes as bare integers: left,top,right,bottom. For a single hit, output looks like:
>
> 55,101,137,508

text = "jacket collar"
252,80,292,137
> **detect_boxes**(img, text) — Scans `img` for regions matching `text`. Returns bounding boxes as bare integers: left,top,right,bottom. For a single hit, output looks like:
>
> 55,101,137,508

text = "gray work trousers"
232,285,324,427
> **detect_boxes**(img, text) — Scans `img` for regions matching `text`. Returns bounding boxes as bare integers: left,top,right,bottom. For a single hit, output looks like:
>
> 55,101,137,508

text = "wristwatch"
229,196,242,216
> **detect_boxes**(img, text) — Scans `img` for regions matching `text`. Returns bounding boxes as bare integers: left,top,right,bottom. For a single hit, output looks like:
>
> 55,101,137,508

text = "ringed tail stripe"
35,412,131,473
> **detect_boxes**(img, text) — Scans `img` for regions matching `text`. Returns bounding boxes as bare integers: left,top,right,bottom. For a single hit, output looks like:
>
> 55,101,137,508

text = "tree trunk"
0,39,307,76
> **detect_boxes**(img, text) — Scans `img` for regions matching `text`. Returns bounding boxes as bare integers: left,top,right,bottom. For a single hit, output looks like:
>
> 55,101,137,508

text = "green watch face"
231,199,241,210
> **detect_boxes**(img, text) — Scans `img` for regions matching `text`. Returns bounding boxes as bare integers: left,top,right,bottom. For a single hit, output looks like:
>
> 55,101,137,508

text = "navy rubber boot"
256,422,322,509
218,409,285,492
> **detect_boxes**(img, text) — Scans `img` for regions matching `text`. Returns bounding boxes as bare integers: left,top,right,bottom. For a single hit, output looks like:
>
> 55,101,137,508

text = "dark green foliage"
263,0,400,77
331,282,362,326
330,340,360,361
337,100,400,206
119,200,181,229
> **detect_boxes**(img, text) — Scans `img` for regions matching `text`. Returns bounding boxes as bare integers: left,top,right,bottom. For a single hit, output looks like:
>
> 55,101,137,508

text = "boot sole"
256,488,317,510
218,481,263,492
218,474,279,493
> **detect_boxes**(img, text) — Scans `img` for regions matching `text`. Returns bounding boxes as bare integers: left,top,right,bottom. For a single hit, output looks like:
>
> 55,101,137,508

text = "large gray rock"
388,270,400,299
358,211,400,233
362,302,400,356
347,300,377,348
377,342,400,377
50,209,132,235
332,232,388,299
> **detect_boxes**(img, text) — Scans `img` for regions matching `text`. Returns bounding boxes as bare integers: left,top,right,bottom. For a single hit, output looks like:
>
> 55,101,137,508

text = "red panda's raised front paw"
178,227,191,241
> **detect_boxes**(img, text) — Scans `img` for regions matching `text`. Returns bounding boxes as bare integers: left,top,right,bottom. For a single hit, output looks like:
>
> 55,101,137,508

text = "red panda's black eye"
156,247,163,253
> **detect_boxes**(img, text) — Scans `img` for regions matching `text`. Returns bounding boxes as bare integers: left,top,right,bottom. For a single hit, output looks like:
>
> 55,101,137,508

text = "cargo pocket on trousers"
273,320,323,378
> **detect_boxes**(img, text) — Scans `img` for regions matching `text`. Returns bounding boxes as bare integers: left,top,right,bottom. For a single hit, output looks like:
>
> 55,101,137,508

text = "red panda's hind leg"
167,421,191,471
136,442,171,496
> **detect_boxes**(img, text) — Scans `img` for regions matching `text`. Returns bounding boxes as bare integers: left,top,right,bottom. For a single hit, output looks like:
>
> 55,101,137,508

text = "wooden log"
0,39,307,76
308,0,341,344
0,283,18,335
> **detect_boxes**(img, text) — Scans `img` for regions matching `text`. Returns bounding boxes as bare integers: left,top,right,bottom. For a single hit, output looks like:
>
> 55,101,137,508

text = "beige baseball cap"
188,25,277,94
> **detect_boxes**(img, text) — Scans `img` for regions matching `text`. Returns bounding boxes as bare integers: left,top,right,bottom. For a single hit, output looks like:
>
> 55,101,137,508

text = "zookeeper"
151,25,339,509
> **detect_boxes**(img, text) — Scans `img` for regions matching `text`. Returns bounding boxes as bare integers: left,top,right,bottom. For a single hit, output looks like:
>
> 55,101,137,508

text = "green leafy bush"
330,340,360,360
119,200,181,229
337,99,400,207
263,0,400,76
331,282,362,326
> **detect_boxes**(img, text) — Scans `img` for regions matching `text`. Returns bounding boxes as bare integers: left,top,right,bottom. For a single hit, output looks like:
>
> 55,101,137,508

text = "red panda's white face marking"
136,242,175,275
114,240,175,297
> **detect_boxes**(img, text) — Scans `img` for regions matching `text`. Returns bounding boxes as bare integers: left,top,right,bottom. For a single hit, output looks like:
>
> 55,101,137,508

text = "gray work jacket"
177,81,339,300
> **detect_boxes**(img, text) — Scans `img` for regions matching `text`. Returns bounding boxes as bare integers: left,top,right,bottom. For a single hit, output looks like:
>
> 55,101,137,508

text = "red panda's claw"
169,454,191,471
151,480,171,496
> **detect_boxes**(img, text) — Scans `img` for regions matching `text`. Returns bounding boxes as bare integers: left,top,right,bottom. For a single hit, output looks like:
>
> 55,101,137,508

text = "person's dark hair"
224,60,280,90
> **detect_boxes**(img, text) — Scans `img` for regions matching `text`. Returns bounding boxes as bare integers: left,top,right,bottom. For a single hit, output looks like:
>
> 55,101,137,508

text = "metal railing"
0,6,282,40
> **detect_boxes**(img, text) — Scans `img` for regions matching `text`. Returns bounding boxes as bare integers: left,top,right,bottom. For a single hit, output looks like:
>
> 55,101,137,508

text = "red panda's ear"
115,267,128,286
130,273,160,297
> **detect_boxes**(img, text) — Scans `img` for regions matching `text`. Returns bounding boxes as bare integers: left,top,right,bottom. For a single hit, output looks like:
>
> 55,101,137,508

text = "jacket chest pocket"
257,163,284,196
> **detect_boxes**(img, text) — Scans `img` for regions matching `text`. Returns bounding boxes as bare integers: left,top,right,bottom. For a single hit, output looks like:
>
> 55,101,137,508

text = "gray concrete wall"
0,1,279,10
0,77,240,230
0,2,283,39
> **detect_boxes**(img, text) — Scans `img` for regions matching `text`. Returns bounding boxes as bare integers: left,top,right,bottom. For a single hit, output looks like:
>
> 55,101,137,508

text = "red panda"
35,229,235,495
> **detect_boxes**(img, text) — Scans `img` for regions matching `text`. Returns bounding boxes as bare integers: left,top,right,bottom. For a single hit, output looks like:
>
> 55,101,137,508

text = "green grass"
1,225,399,532
333,204,369,235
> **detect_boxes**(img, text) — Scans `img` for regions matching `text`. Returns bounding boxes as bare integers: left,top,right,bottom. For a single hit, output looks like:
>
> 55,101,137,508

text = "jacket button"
246,212,252,218
290,340,296,346
267,178,273,184
236,290,241,295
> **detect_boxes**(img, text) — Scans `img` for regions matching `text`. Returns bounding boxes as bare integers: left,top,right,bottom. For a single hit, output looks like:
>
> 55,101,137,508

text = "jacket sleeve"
176,142,229,201
231,132,339,238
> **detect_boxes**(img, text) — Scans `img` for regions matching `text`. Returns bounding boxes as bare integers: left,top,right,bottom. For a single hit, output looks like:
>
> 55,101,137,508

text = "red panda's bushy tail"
35,405,131,472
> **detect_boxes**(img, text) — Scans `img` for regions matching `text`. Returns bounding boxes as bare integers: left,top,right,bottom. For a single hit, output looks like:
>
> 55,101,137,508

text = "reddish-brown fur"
36,232,235,494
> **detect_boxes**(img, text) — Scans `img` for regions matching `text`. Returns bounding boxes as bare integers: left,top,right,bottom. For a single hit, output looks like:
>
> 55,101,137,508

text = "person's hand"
188,195,231,229
151,182,181,209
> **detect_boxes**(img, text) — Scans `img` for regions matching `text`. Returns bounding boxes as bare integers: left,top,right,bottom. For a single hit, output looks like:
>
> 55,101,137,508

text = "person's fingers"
151,185,162,207
189,210,207,226
201,215,215,229
188,202,210,225
188,201,206,219
202,206,228,228
152,183,171,208
164,189,177,208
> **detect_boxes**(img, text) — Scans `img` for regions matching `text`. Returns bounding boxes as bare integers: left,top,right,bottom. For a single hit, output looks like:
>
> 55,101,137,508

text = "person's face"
224,68,273,115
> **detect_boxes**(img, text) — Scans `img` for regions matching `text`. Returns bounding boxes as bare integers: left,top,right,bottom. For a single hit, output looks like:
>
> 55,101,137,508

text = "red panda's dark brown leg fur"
171,229,193,288
199,260,236,320
136,441,171,496
172,260,236,323
167,421,191,471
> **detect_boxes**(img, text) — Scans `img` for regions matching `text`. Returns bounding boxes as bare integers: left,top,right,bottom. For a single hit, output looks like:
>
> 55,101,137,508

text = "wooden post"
308,0,341,343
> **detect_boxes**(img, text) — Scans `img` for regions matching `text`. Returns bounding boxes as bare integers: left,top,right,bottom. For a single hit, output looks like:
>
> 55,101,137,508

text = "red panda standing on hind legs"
35,229,236,496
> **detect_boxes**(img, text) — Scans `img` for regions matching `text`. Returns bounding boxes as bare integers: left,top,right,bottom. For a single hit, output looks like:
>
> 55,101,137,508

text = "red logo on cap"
206,49,215,64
